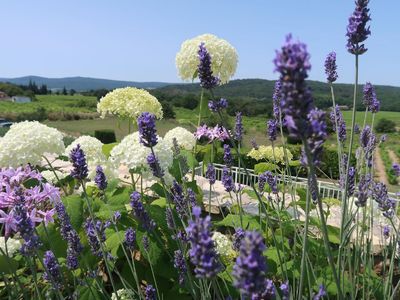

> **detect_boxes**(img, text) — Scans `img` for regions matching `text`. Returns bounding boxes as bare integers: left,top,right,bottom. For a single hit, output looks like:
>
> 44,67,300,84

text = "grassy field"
0,94,97,114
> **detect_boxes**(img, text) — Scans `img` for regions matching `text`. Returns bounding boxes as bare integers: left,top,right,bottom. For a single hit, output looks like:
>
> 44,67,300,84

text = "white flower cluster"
41,170,67,184
0,237,21,256
212,231,236,265
0,121,65,168
176,33,238,84
164,126,196,150
111,289,135,300
65,136,118,180
110,132,173,182
97,87,163,120
247,145,293,164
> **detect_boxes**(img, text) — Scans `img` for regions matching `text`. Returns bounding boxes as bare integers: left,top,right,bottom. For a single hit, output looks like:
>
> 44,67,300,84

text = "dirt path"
374,147,389,185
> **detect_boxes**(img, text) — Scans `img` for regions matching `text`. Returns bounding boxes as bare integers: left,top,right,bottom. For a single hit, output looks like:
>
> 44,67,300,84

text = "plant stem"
192,89,205,181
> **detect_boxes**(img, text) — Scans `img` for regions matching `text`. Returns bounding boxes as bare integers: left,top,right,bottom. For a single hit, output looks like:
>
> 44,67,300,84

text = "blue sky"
1,0,398,86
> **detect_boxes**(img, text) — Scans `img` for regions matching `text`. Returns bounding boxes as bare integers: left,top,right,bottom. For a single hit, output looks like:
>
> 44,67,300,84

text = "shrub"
94,130,117,144
375,118,396,133
161,101,176,119
0,127,9,137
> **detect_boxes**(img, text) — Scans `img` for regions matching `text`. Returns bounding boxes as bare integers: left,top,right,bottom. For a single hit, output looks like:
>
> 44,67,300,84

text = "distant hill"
154,78,400,112
0,76,171,91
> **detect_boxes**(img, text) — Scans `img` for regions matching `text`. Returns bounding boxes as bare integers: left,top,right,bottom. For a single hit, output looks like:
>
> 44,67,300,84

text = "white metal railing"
194,162,399,201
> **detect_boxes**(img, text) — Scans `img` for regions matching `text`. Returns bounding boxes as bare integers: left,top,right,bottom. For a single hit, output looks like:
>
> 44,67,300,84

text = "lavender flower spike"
208,98,228,112
274,34,313,139
147,152,164,178
69,144,88,180
330,105,346,143
174,250,187,285
198,42,220,90
43,250,62,289
222,167,235,192
144,284,157,300
325,52,338,83
272,80,282,120
205,163,216,185
186,206,222,278
346,0,371,55
223,144,233,167
232,230,268,299
267,119,278,142
130,191,156,231
124,227,136,251
234,112,244,142
393,163,400,177
138,112,158,147
94,165,107,190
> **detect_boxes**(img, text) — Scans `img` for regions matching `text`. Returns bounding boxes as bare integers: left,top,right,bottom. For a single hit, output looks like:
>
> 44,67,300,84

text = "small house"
11,96,32,103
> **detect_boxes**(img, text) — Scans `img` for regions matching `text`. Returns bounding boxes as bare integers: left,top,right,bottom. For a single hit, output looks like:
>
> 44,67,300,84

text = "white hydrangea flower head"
212,231,236,265
247,145,293,164
41,170,67,184
65,135,118,181
111,289,135,300
97,87,163,120
110,132,173,182
0,121,65,168
0,237,22,256
176,33,238,84
164,126,196,150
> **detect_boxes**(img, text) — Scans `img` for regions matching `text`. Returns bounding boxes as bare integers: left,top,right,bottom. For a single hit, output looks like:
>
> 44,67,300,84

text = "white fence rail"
194,162,399,201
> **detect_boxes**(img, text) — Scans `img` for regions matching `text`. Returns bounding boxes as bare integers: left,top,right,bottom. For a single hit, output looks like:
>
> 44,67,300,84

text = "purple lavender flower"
43,250,62,289
232,230,267,299
186,206,222,278
274,34,313,139
223,144,233,167
206,163,217,185
124,227,136,251
330,105,346,143
69,144,88,180
354,124,360,134
325,52,338,83
380,134,387,143
363,82,380,113
232,228,245,251
301,109,328,166
259,171,278,194
130,191,156,231
194,124,209,140
383,225,390,239
355,174,371,207
142,235,150,252
313,284,327,300
393,163,400,177
144,284,157,300
198,43,220,90
54,202,83,269
259,279,276,299
222,167,235,192
138,112,158,147
360,126,376,168
208,98,228,112
347,166,356,197
186,188,197,208
171,181,189,220
234,112,244,142
174,250,187,285
13,188,41,255
267,119,278,142
280,281,290,300
147,153,164,178
84,218,109,257
346,0,371,55
272,80,282,120
165,207,174,230
372,182,396,218
250,138,259,150
94,165,107,191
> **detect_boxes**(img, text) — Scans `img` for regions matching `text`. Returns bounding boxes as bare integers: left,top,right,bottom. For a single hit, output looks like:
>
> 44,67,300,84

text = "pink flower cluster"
0,166,60,237
194,124,230,142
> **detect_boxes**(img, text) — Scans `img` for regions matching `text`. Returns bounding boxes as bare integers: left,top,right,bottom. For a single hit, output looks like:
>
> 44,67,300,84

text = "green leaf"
36,223,67,258
0,255,18,274
254,162,277,174
215,214,262,230
181,149,199,169
102,143,118,158
289,160,301,167
105,230,125,257
77,284,102,300
62,194,84,229
326,225,340,244
150,183,166,197
151,198,167,208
